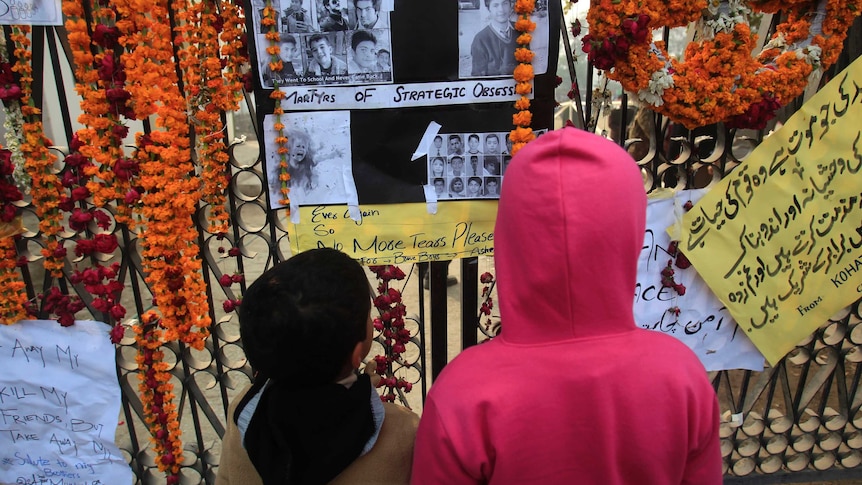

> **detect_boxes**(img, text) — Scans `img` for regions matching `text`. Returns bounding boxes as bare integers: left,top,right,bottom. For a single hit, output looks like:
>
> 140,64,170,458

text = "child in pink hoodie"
412,127,722,485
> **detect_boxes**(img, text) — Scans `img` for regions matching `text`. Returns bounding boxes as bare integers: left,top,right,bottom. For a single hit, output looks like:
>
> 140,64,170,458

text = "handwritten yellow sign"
288,201,498,265
675,57,862,365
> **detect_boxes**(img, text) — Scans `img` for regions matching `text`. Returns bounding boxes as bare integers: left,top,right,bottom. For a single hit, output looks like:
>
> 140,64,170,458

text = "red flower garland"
369,265,414,402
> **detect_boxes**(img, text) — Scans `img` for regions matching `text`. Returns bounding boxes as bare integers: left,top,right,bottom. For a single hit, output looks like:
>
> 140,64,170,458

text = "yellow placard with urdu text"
675,56,862,365
288,201,497,265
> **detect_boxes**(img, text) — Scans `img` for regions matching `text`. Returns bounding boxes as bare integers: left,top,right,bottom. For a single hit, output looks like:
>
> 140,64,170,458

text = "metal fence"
6,10,862,485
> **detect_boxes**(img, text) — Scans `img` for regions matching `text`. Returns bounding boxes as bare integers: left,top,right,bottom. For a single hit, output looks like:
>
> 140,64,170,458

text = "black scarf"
238,373,375,485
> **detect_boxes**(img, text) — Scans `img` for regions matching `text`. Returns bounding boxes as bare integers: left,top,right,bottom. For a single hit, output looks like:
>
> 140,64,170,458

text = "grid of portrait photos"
250,0,394,88
427,129,547,200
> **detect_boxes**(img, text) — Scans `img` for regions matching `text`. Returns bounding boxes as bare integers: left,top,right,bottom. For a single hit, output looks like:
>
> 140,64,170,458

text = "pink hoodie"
412,127,722,485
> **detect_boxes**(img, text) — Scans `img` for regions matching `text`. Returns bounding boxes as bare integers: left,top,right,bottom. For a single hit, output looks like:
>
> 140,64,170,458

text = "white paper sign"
636,190,766,371
279,79,522,111
0,0,63,26
0,320,132,485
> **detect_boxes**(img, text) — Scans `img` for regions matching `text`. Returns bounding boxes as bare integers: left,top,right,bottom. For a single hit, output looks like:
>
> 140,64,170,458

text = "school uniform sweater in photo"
411,127,722,485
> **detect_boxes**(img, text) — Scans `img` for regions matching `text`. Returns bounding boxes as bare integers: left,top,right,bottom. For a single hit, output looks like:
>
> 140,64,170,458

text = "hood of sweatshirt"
494,126,647,345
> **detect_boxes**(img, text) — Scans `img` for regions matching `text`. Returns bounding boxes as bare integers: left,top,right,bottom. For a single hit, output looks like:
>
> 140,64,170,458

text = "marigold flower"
512,110,533,127
584,0,861,128
514,48,535,63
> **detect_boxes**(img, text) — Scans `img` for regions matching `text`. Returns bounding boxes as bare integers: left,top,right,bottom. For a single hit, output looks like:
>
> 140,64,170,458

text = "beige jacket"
216,385,419,485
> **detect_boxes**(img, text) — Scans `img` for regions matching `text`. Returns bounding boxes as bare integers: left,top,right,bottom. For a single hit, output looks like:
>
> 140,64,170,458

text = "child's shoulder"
382,402,420,426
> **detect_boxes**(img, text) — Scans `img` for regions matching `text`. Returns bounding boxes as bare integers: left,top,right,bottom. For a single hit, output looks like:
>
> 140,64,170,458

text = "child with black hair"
217,248,418,485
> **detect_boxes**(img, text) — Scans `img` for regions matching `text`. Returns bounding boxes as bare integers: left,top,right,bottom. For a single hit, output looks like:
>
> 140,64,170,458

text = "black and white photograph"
264,111,358,210
423,131,514,200
431,177,449,199
467,154,483,177
302,32,350,82
483,176,500,197
347,29,393,83
349,0,390,29
466,133,482,155
428,157,447,181
261,33,304,88
448,155,466,178
448,177,466,198
458,0,550,79
465,176,484,198
253,0,395,88
317,0,349,31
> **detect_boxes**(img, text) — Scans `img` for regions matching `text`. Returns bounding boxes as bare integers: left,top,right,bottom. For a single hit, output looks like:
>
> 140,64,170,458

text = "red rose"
71,186,91,202
124,188,141,204
69,209,94,231
57,314,75,327
0,84,23,101
218,274,233,287
70,133,84,152
110,304,127,320
58,196,74,212
0,180,22,200
94,233,118,254
81,267,102,286
109,323,125,344
52,245,67,258
93,24,121,49
93,209,112,230
74,239,96,257
93,298,112,312
674,252,691,269
114,157,139,181
112,124,129,140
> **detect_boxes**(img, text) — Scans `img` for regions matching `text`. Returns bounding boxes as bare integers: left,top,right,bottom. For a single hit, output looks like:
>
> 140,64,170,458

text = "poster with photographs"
264,111,358,209
458,0,550,79
250,1,560,212
426,130,545,201
250,0,394,88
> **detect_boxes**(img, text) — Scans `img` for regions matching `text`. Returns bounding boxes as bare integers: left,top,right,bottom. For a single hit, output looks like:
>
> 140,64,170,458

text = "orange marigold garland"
176,0,231,236
9,26,65,276
583,0,862,129
510,0,537,155
262,0,291,208
61,0,130,332
63,0,137,227
113,0,213,479
218,0,249,110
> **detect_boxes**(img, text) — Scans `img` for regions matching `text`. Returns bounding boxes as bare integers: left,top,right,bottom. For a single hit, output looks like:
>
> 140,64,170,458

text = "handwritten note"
0,0,62,26
638,190,764,371
675,56,862,365
0,320,132,485
288,201,497,263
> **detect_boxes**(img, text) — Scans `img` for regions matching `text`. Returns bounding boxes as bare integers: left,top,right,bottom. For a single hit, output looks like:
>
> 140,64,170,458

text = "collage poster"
248,0,559,250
